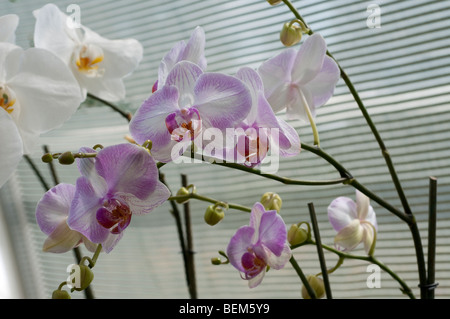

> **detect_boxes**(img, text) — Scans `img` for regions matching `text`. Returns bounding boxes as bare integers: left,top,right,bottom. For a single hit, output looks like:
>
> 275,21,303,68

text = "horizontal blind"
0,0,449,299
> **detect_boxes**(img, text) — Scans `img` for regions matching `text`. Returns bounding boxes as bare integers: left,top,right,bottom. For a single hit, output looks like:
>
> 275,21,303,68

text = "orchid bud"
58,151,75,165
73,265,94,291
204,204,225,226
175,187,190,204
41,153,53,163
280,22,303,47
287,223,309,246
211,257,222,265
302,275,325,299
267,0,282,5
52,289,71,299
260,192,282,213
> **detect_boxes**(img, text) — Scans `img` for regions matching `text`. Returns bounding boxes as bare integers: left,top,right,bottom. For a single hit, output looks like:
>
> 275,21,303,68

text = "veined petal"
94,143,158,199
7,47,83,153
158,41,186,87
248,269,266,289
275,117,301,157
328,196,358,232
258,48,296,100
194,72,252,130
334,219,364,251
42,220,83,253
113,181,170,216
227,226,255,273
258,209,288,257
257,243,291,270
35,183,75,236
303,56,340,108
292,34,327,85
249,203,266,243
165,61,203,108
0,109,23,188
129,85,179,151
0,14,19,44
235,67,264,124
67,176,106,244
180,26,207,71
33,3,79,65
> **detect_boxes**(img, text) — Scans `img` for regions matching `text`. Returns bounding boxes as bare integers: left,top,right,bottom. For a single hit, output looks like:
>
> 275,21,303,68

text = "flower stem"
289,256,316,299
298,88,320,147
87,93,132,122
168,193,252,213
280,0,427,297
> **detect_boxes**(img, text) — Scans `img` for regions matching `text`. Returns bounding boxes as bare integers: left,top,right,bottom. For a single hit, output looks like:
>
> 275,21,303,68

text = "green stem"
281,0,427,297
169,193,252,213
294,240,415,299
289,256,316,299
87,93,132,122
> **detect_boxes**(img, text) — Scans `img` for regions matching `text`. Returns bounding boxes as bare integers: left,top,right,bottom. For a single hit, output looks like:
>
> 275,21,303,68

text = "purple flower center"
96,199,132,234
165,107,202,142
241,251,266,279
236,127,270,166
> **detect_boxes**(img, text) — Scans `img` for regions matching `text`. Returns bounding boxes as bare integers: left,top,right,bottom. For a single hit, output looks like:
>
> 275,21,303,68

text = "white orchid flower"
0,14,19,44
33,3,143,102
0,26,83,188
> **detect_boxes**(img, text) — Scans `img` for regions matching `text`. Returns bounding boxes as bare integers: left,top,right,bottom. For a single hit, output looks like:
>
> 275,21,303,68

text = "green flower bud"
302,275,325,299
52,289,71,299
280,22,303,47
41,153,53,163
175,187,190,204
267,0,282,5
287,223,309,246
260,192,282,213
72,265,94,291
204,204,225,226
58,151,75,165
211,257,222,265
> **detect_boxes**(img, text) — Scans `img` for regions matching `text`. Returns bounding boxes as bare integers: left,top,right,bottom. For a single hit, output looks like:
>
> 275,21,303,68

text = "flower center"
236,127,269,166
241,250,266,279
74,44,105,77
96,199,132,234
165,108,202,142
0,86,16,115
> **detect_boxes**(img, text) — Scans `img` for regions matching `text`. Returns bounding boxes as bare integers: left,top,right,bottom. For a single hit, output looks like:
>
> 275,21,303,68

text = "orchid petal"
258,48,296,100
258,210,288,257
356,190,370,220
303,56,340,108
292,34,327,85
129,84,179,153
7,47,83,153
362,222,376,254
334,219,364,251
194,72,252,130
67,176,107,244
227,226,255,273
114,181,170,216
165,61,203,108
327,196,358,232
94,144,158,199
0,14,19,44
35,183,75,236
0,110,23,188
275,117,301,157
259,244,292,270
42,220,83,253
235,67,264,124
248,270,266,289
33,3,78,65
180,26,207,71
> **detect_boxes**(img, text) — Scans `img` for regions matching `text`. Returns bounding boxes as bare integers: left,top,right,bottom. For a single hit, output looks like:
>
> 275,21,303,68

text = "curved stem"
289,256,316,299
87,93,132,122
169,193,252,213
281,0,426,297
293,240,415,299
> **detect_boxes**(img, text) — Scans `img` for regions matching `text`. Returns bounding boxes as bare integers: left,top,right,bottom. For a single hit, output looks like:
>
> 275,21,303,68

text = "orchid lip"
96,199,132,235
0,85,17,115
165,107,202,142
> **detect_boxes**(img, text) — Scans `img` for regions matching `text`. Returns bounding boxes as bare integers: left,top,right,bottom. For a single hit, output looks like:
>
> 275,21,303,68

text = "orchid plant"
0,1,440,300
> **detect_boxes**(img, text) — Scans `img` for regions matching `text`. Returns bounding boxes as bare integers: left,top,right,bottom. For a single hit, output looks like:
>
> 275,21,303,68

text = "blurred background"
0,0,449,299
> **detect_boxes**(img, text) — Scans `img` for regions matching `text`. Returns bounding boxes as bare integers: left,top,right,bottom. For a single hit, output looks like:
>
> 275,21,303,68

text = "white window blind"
0,0,449,299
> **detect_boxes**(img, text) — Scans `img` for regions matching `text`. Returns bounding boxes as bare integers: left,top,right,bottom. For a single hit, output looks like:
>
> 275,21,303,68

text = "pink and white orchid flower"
327,190,378,255
227,202,292,288
258,34,340,122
